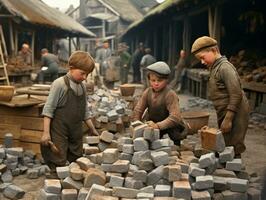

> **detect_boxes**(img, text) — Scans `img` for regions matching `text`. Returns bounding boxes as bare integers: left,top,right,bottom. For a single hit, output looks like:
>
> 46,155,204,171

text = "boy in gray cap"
191,36,250,157
133,61,187,145
41,51,99,176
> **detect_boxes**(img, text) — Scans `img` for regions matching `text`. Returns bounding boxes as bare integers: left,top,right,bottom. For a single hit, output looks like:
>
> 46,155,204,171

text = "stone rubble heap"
88,88,133,132
181,97,214,112
37,121,262,200
0,146,50,199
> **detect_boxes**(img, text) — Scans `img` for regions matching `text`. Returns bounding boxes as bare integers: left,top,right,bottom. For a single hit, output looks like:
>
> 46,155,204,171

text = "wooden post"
68,37,72,57
31,31,35,67
14,28,18,56
8,19,15,56
77,36,80,50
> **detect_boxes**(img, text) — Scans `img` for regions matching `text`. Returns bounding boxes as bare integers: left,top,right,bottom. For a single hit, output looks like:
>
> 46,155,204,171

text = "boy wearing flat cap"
133,61,187,145
191,36,250,156
41,51,99,172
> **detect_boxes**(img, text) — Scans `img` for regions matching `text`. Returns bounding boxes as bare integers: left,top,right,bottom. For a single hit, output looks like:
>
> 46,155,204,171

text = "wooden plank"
0,105,43,117
20,129,42,143
0,96,43,107
0,115,43,131
0,123,21,139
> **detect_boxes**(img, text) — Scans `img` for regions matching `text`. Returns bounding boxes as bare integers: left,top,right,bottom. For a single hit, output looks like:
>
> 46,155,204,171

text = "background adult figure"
170,49,187,93
131,42,144,83
140,47,156,87
95,40,112,76
118,43,131,84
38,48,59,83
18,43,32,65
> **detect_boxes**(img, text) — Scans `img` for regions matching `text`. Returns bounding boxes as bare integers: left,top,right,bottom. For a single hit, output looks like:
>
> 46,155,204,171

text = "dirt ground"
1,93,265,200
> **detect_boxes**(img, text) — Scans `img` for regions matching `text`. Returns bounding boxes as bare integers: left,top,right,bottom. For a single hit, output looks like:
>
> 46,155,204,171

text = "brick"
112,187,138,198
188,163,205,177
225,159,242,172
199,153,216,168
88,153,103,164
56,166,70,179
172,180,191,200
200,127,225,152
62,177,83,190
163,165,182,182
61,189,78,200
151,151,169,167
147,165,164,185
227,178,248,192
84,168,106,188
78,187,89,200
191,190,211,200
111,160,130,173
134,137,149,151
85,136,100,144
100,131,114,143
3,185,25,199
76,157,95,171
195,175,214,190
155,185,171,197
137,192,154,199
103,148,119,164
219,146,235,163
101,163,113,172
109,175,124,187
44,179,62,194
70,167,85,181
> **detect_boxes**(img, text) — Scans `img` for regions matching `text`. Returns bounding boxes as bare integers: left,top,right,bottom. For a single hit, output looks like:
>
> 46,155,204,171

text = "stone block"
132,124,148,139
151,151,169,167
27,168,39,179
134,137,149,151
221,190,248,200
109,175,124,187
219,146,235,163
70,167,85,181
77,187,89,200
6,147,23,157
119,153,132,161
225,159,242,172
3,184,25,199
213,176,229,191
42,178,59,193
195,175,214,190
227,178,248,193
84,168,106,188
213,169,236,178
155,185,171,197
100,131,114,143
131,150,151,165
188,163,205,177
103,148,119,164
172,180,191,200
85,136,100,145
200,127,225,152
61,189,78,200
56,166,70,179
138,159,154,171
39,189,60,200
62,177,83,190
107,110,119,122
124,177,143,189
112,187,138,198
0,148,5,159
191,190,211,200
101,163,113,172
133,170,147,183
0,164,7,173
147,165,164,185
199,153,216,168
111,160,130,173
76,157,95,171
247,187,261,200
122,144,134,154
84,146,100,155
85,184,106,200
163,165,182,182
118,137,133,145
137,192,154,199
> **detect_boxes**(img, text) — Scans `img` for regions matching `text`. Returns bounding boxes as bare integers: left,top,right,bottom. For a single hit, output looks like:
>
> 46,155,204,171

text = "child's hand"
41,132,51,146
147,121,159,129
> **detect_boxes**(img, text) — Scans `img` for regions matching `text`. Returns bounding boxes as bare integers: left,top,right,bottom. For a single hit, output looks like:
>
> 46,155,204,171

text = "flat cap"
147,61,171,75
191,36,217,54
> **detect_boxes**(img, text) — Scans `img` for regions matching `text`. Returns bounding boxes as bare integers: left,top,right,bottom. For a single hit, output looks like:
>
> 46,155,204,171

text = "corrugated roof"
0,0,95,37
101,0,143,22
123,0,182,36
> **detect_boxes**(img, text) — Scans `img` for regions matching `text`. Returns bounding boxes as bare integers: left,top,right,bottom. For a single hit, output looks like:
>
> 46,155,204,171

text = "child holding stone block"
133,61,187,145
41,51,99,173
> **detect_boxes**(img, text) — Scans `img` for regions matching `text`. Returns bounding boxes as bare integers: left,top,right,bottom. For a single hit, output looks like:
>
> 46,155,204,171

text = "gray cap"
146,61,171,75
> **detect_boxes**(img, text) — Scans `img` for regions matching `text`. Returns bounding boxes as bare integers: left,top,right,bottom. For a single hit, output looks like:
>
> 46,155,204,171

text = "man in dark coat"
131,43,144,83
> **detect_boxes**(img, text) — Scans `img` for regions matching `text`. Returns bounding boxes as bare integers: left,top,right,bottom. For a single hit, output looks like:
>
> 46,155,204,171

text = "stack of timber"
0,95,44,155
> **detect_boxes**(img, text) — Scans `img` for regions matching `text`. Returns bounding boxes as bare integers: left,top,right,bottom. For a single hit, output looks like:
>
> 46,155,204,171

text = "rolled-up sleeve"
220,64,242,112
156,91,182,130
133,89,149,121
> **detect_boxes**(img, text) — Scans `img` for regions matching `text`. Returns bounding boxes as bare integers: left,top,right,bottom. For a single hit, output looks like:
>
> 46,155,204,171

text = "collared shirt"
42,72,90,120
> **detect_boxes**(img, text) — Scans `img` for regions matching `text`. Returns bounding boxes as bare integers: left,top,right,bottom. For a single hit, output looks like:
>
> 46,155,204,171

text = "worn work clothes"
95,47,112,76
133,86,185,145
140,54,156,87
42,72,91,120
131,49,144,83
170,57,187,90
119,51,131,84
41,76,86,168
38,53,59,83
18,51,32,65
209,56,250,154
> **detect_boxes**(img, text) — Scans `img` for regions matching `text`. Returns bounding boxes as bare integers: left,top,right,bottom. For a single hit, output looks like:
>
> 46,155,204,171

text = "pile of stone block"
182,97,214,111
249,112,266,130
37,123,262,200
0,146,50,199
88,88,133,132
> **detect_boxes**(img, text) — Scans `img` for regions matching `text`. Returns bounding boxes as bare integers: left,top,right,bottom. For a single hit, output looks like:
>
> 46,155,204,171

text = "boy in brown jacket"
133,61,187,145
191,36,250,156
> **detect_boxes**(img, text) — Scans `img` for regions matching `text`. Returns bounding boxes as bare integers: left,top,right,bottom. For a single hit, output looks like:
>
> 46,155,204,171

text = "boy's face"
196,50,216,68
149,73,168,92
69,68,88,83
